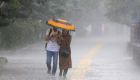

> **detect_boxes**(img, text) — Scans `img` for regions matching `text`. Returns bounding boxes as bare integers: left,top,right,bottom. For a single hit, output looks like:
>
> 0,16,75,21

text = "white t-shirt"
46,29,59,51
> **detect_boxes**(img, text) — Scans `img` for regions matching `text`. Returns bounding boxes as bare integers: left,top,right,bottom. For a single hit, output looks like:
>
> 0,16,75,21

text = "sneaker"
51,74,55,77
59,72,62,77
63,74,67,78
47,70,51,73
47,71,51,76
63,76,67,78
63,73,66,77
47,74,51,76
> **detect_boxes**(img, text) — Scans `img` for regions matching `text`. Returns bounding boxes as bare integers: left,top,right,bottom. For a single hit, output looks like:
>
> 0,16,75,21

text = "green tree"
61,0,103,36
105,0,140,25
0,0,33,27
0,0,68,50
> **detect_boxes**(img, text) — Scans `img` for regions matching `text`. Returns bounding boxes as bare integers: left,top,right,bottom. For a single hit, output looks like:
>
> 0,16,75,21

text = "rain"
0,0,140,80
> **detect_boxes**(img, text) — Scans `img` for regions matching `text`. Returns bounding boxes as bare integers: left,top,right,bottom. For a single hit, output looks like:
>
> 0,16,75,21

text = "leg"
52,51,58,75
59,69,62,77
46,50,53,74
63,69,68,78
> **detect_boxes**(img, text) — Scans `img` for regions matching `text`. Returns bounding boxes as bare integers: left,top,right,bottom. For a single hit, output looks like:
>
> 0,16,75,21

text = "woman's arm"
57,33,64,45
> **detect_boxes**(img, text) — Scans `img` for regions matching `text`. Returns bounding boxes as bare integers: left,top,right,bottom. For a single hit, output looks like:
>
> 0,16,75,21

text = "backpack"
45,29,60,50
45,29,52,50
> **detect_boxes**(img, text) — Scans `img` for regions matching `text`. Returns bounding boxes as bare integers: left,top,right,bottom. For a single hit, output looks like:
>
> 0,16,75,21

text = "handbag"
60,48,70,58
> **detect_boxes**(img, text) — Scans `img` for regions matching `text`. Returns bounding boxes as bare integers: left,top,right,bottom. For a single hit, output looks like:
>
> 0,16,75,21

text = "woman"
57,30,72,78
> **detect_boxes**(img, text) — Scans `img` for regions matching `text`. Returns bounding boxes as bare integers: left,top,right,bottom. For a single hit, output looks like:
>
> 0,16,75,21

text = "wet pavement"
0,36,140,80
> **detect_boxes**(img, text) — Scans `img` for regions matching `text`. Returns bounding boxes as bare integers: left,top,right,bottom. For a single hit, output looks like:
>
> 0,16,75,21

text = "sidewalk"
0,37,140,80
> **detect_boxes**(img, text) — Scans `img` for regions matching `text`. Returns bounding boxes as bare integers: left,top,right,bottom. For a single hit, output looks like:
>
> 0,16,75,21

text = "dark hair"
62,30,69,37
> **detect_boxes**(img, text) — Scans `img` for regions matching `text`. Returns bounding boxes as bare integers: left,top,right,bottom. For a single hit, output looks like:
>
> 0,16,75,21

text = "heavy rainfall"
0,0,140,80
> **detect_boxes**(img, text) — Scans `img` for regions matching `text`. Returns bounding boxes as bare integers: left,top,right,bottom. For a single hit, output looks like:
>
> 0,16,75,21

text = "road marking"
70,44,104,79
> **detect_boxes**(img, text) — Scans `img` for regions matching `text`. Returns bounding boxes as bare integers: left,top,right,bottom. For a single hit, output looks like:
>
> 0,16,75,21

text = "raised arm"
45,29,53,41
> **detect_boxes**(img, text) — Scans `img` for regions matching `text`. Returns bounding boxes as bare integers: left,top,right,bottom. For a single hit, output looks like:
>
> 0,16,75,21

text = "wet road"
0,36,140,80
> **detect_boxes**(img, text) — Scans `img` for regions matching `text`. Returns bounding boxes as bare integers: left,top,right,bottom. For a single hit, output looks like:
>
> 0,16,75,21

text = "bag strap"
45,29,52,50
48,29,52,37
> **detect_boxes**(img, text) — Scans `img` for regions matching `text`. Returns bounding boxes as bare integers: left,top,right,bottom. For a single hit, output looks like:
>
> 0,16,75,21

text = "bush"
0,57,8,68
0,21,48,50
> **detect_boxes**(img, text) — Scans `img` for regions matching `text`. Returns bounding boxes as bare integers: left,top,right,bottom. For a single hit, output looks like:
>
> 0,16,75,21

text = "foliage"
0,0,69,50
0,57,8,63
61,0,102,36
0,21,47,50
0,0,33,27
105,0,140,25
0,0,103,50
9,0,21,9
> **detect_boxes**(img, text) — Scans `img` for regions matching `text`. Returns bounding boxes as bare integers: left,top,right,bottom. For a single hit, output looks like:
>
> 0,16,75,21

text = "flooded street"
0,36,140,80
